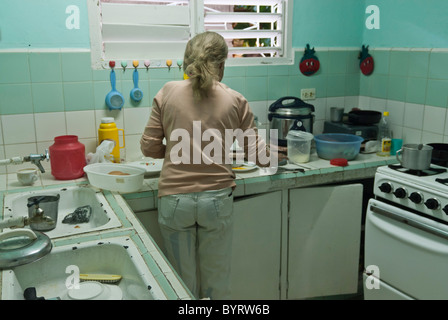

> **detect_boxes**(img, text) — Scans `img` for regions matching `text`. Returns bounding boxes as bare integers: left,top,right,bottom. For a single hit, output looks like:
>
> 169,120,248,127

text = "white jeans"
158,187,234,300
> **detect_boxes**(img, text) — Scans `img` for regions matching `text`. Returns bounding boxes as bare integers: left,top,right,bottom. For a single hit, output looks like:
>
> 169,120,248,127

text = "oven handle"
370,203,448,241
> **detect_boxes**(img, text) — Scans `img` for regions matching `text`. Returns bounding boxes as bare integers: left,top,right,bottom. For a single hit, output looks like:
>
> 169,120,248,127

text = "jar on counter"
98,117,125,163
49,135,86,180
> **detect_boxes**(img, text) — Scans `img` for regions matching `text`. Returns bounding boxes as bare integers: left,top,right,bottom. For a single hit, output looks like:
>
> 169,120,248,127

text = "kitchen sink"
2,186,122,238
1,236,166,300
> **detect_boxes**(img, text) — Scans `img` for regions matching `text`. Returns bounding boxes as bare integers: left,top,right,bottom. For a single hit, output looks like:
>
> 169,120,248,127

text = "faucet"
0,195,55,231
0,149,49,173
23,150,50,173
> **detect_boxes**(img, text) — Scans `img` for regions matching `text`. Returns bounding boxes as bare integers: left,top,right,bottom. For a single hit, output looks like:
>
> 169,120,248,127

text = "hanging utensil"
105,61,124,110
130,60,143,102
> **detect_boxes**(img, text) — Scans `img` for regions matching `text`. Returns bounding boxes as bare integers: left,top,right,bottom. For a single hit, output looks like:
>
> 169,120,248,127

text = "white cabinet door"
134,191,283,300
288,184,363,299
230,191,283,300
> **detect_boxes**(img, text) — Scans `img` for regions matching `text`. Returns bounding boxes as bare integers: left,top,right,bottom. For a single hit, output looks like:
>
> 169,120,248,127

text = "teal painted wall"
292,0,363,48
0,0,90,49
3,0,448,49
292,0,448,48
361,0,448,48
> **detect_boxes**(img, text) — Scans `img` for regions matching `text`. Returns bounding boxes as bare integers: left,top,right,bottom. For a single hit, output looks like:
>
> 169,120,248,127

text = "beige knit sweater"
140,79,269,197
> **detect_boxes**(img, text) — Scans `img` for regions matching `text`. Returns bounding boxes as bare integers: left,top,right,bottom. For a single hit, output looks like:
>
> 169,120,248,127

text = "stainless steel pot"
268,97,314,146
396,144,433,170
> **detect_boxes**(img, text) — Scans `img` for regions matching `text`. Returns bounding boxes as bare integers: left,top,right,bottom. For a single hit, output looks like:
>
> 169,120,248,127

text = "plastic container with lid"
98,117,125,163
286,130,314,164
49,135,86,180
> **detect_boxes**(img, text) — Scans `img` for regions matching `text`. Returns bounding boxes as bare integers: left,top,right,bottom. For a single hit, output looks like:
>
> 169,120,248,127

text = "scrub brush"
79,274,122,284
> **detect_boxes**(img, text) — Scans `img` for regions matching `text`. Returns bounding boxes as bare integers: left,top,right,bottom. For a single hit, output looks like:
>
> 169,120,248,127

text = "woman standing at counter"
140,32,281,299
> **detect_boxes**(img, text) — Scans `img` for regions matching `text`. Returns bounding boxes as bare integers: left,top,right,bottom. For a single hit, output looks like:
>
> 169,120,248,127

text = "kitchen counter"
0,151,397,300
0,152,397,196
121,152,398,207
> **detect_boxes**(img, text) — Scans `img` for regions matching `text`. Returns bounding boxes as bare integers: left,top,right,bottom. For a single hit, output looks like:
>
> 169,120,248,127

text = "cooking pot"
396,144,433,170
428,143,448,167
347,110,381,125
268,97,314,146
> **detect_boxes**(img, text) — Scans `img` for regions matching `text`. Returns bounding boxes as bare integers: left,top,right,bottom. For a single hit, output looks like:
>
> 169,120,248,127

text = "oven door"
363,273,412,300
365,199,448,300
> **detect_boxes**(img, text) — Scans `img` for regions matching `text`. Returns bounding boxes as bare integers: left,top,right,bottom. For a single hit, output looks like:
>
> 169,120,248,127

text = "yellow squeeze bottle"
98,117,125,163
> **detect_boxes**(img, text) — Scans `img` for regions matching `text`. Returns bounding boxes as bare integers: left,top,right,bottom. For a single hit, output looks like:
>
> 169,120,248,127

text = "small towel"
62,205,92,224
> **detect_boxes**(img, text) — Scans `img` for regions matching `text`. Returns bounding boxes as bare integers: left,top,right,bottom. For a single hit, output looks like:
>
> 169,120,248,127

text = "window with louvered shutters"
87,0,292,69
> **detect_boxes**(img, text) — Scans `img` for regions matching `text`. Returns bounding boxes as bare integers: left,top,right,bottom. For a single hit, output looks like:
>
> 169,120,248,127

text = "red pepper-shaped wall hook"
359,45,374,76
299,44,320,76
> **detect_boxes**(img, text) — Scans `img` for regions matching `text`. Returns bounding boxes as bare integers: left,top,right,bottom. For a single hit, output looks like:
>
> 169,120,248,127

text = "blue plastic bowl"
314,133,364,160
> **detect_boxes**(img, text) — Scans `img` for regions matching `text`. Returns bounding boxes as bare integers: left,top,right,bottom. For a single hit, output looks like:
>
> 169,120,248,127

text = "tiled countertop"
0,152,396,196
121,152,398,206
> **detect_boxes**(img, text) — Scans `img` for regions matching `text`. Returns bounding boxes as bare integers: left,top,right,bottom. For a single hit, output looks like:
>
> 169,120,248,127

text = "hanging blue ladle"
130,60,143,102
105,61,124,110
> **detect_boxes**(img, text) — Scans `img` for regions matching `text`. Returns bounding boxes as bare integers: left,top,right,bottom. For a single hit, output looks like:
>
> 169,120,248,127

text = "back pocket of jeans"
159,196,179,220
213,195,233,218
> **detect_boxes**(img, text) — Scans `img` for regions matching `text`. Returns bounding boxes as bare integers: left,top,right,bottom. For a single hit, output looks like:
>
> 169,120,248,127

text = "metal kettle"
268,97,315,146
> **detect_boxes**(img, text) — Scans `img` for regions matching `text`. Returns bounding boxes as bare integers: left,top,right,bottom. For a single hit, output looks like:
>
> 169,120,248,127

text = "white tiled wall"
0,97,447,175
252,96,448,147
356,96,448,145
0,108,148,174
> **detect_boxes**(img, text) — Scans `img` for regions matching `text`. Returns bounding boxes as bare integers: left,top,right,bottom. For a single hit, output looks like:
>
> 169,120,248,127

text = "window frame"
87,0,293,69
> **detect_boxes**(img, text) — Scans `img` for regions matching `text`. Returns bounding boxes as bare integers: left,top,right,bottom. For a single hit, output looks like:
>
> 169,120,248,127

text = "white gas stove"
364,163,448,300
374,164,448,224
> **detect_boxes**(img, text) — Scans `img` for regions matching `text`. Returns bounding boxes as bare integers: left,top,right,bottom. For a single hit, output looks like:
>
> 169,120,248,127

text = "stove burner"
388,164,447,177
436,178,448,186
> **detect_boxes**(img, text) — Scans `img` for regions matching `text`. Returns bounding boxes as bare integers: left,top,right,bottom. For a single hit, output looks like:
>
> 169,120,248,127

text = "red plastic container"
49,135,86,180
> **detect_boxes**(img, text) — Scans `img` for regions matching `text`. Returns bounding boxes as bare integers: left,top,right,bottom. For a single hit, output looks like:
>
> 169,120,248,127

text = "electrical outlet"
301,88,316,100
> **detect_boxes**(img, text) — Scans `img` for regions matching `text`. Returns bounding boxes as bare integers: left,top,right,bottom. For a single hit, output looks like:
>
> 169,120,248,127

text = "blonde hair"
183,32,228,100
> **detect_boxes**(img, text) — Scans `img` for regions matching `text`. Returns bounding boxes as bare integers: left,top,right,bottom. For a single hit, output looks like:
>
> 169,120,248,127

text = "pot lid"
269,97,315,116
286,130,314,140
402,144,433,151
0,228,52,269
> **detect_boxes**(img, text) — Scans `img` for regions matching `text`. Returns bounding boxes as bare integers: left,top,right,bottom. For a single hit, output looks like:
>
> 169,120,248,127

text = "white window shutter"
87,0,291,68
100,2,190,61
203,0,285,58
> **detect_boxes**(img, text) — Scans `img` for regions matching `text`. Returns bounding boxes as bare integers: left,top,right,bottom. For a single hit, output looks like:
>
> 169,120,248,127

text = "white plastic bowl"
83,163,146,193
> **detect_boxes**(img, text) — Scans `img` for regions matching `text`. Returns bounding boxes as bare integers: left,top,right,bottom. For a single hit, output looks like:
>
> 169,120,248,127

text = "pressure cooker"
268,97,315,146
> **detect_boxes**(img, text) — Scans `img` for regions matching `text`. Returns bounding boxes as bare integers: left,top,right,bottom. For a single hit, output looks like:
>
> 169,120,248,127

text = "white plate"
64,281,123,300
127,158,164,176
232,162,258,172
